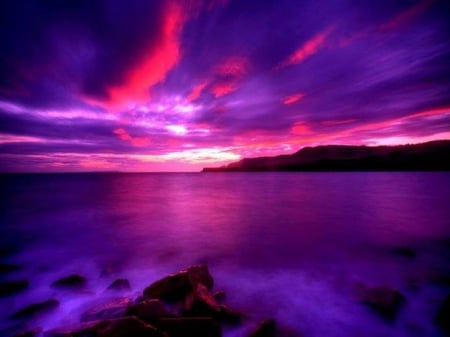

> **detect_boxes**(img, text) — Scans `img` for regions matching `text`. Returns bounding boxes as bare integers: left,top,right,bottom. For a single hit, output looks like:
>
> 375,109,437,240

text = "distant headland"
202,140,450,172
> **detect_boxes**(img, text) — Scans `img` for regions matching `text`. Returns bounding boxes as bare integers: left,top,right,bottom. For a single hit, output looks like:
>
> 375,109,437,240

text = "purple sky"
0,0,449,172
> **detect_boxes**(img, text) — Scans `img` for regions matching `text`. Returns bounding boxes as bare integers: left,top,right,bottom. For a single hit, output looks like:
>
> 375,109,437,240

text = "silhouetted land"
202,140,450,172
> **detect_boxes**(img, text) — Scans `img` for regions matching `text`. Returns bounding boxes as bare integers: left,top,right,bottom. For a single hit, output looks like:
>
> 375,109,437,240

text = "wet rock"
46,316,167,337
12,327,42,337
391,247,416,259
80,297,132,322
0,280,29,297
156,317,221,337
11,300,59,320
51,275,86,289
106,279,130,291
249,319,276,337
143,265,213,302
212,290,226,302
184,283,221,316
217,305,242,325
0,263,21,274
358,285,405,320
435,294,450,335
127,299,171,323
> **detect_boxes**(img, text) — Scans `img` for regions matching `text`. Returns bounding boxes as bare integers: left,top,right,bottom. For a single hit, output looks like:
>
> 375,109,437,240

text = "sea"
0,172,449,337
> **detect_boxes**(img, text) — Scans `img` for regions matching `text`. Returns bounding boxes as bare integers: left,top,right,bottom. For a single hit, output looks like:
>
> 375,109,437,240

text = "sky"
0,0,449,172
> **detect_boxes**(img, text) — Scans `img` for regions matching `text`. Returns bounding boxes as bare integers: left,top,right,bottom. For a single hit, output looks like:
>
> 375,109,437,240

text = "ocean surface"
1,172,450,337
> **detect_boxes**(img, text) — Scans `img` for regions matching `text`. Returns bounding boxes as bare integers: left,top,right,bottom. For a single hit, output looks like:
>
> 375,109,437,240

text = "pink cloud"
211,80,238,97
215,56,249,77
113,128,151,147
380,0,436,32
94,2,185,110
276,26,334,70
282,92,305,105
187,80,209,101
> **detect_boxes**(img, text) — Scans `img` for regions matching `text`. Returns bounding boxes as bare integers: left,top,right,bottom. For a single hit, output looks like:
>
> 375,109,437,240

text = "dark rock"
156,317,221,337
0,263,21,274
127,299,171,323
12,327,42,337
80,297,132,322
249,319,276,337
11,300,59,320
143,265,213,302
0,280,29,297
106,279,130,291
46,317,167,337
183,283,221,316
51,275,86,289
358,285,405,320
435,294,450,335
217,305,242,325
212,290,226,302
391,247,416,259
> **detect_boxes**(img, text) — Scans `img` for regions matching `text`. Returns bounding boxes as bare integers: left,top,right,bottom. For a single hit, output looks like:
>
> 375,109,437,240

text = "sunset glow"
0,0,449,171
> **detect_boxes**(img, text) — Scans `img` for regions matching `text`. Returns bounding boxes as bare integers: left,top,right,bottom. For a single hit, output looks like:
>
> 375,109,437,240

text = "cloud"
275,26,334,70
282,93,305,105
187,80,209,101
113,128,151,147
379,0,436,32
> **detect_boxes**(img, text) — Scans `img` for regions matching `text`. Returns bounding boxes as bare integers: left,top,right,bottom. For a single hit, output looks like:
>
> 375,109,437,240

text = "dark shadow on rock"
249,319,276,337
435,294,450,336
390,247,417,259
156,317,221,337
107,279,131,291
356,285,405,321
0,280,29,297
10,300,59,320
51,275,86,289
81,297,132,322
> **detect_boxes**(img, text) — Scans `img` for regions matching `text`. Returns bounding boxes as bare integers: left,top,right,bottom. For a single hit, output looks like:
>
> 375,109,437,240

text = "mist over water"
1,172,450,337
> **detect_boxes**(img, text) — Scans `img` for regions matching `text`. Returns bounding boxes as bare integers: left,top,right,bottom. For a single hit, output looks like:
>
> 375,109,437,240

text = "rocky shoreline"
1,264,450,337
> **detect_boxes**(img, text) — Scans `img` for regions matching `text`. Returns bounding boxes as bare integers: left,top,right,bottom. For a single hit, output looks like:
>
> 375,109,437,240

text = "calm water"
1,172,450,337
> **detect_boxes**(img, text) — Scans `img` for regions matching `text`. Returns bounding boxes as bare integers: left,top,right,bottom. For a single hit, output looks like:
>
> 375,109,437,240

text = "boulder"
143,265,213,302
0,280,29,297
11,300,59,320
127,299,171,323
106,279,131,291
46,317,167,337
217,305,242,325
183,284,221,316
156,317,221,337
12,327,42,337
51,275,86,289
391,247,416,259
435,294,450,335
249,319,276,337
358,285,405,320
212,291,226,303
0,263,21,274
81,297,132,322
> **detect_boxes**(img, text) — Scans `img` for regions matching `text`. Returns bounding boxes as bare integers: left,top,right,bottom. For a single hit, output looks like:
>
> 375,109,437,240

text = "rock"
391,247,416,259
106,279,131,291
0,263,21,274
249,319,276,337
184,283,221,316
435,294,450,335
127,299,171,323
80,297,132,322
0,280,29,297
11,300,59,320
12,327,42,337
212,291,226,302
51,275,86,289
217,305,242,325
358,285,405,320
187,265,214,290
46,317,167,337
143,265,213,302
156,317,221,337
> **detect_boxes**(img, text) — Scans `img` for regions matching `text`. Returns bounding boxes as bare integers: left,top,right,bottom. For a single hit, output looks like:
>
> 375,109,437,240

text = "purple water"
1,172,450,337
